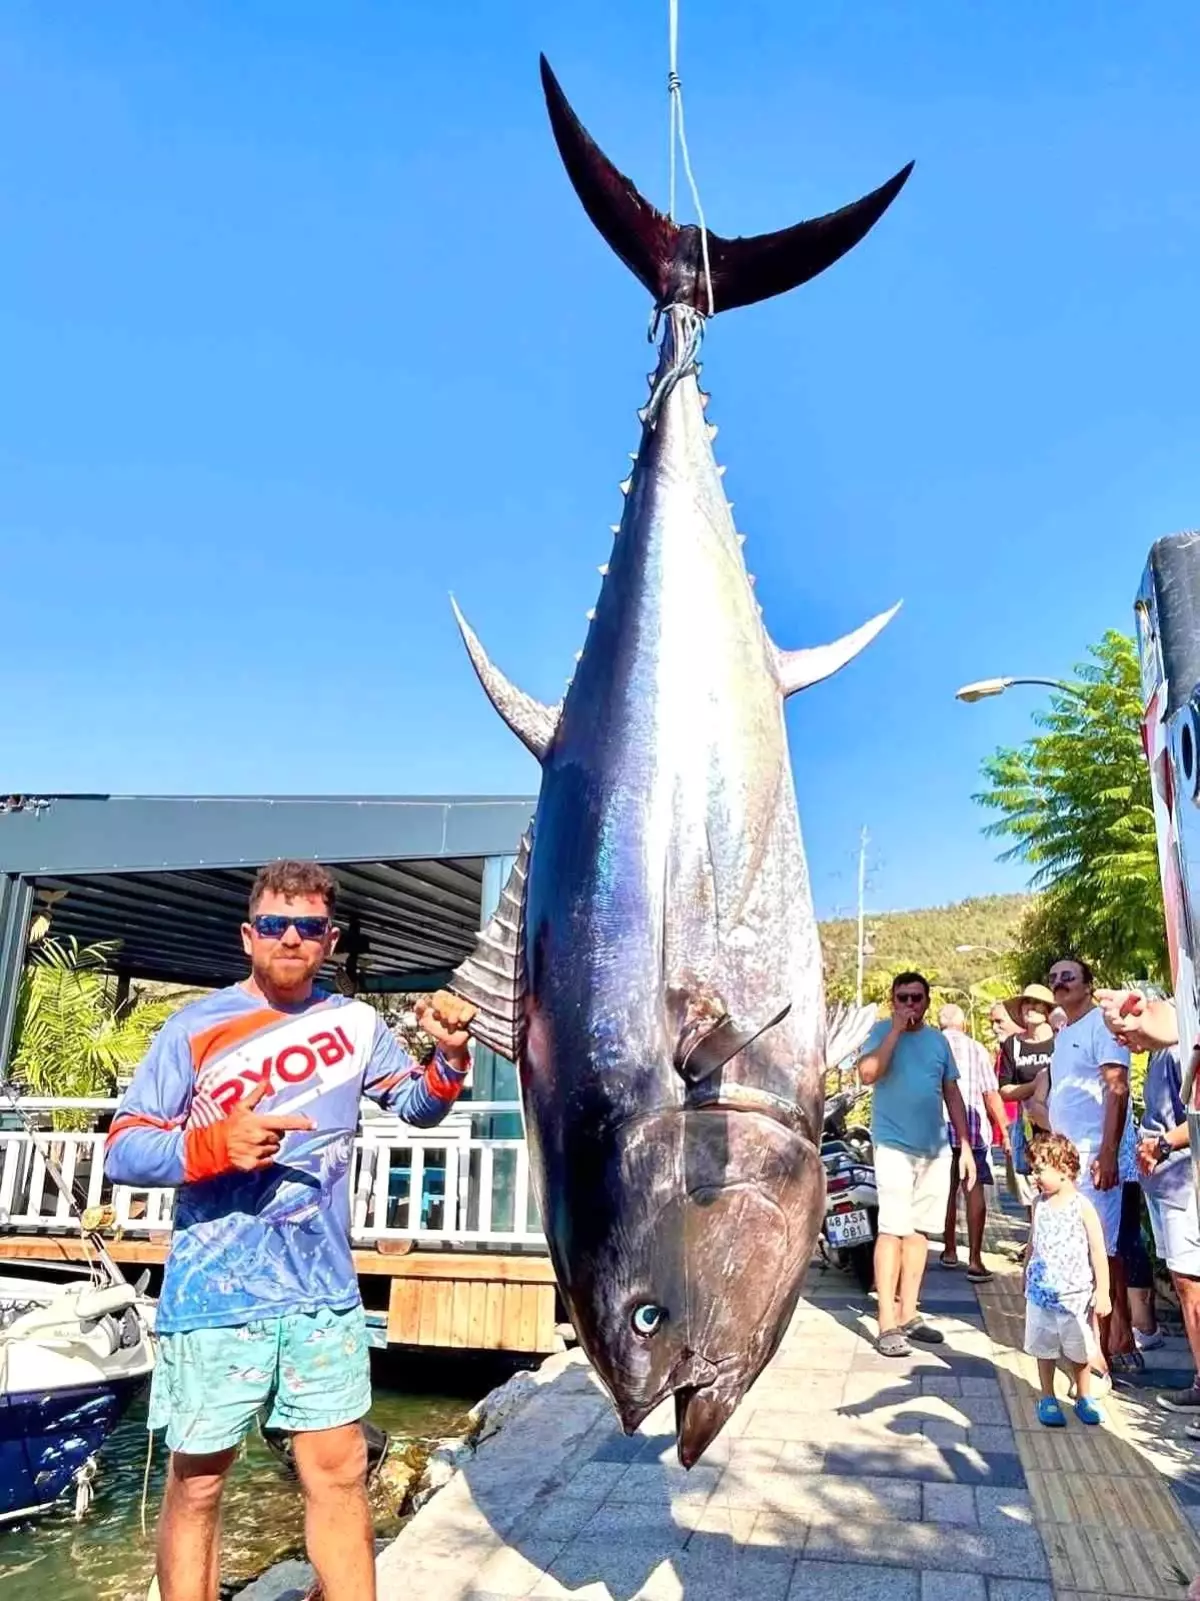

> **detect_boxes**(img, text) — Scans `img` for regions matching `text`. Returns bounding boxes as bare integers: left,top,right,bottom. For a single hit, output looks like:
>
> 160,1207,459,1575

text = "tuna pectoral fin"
451,598,559,762
451,833,530,1063
825,1002,879,1068
540,55,913,314
675,1000,791,1085
774,602,901,697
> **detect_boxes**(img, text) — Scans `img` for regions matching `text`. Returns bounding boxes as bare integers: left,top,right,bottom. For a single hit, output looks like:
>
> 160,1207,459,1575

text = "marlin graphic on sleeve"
451,56,906,1466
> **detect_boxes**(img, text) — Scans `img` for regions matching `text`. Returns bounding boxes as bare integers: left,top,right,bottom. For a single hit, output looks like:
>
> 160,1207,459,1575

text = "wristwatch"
1155,1135,1173,1165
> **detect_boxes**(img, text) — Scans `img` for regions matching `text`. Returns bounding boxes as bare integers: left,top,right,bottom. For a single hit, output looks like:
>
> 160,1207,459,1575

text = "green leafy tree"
974,630,1167,986
9,938,179,1128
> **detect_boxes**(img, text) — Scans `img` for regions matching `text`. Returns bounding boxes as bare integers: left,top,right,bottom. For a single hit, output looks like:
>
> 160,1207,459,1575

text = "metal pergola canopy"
34,859,486,989
0,793,534,1008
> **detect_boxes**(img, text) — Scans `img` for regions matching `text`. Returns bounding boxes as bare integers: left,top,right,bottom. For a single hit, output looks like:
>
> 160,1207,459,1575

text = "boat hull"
0,1372,148,1524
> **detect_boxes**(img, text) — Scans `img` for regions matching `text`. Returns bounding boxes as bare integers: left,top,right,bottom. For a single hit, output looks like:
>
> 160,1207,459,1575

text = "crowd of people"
860,962,1200,1430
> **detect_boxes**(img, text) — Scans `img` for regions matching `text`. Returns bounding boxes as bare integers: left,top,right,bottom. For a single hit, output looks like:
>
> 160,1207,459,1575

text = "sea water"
0,1348,521,1600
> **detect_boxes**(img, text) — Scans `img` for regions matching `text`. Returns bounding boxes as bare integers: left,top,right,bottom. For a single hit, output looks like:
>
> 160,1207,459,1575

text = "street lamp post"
955,676,1075,704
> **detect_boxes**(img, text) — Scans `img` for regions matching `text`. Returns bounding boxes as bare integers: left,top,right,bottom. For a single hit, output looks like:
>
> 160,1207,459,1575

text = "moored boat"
0,1269,154,1525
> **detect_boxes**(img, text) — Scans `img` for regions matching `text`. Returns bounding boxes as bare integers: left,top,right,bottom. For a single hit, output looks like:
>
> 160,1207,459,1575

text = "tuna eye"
631,1303,666,1338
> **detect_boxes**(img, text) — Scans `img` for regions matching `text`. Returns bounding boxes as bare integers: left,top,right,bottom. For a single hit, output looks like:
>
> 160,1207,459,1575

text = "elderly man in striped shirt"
939,1003,1011,1283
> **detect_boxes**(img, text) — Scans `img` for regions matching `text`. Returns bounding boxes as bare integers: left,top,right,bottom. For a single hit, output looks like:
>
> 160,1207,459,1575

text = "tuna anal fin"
451,832,530,1063
775,603,901,697
825,1002,879,1068
675,1000,792,1086
451,598,559,761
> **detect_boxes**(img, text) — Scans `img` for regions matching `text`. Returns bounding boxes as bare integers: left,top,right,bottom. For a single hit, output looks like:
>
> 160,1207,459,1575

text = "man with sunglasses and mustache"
859,972,976,1357
106,859,476,1601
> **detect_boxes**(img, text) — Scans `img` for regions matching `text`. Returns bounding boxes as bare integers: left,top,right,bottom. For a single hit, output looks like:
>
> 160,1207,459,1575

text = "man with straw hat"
998,984,1057,1209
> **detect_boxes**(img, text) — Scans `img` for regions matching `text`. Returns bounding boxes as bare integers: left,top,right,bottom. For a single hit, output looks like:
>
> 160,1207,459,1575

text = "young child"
1024,1132,1111,1426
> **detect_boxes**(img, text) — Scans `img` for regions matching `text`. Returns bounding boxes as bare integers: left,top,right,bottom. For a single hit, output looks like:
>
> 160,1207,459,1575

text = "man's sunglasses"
251,915,331,942
1047,973,1080,989
894,991,927,1004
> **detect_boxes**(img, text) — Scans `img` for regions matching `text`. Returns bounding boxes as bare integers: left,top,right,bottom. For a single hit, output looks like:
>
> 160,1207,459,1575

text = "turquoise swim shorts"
147,1303,372,1455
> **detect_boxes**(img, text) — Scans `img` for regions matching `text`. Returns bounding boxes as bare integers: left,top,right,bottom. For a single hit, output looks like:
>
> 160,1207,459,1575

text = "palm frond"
9,937,182,1120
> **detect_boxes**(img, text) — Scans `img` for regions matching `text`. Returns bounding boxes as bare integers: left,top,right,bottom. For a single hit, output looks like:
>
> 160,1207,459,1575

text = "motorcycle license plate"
827,1208,872,1246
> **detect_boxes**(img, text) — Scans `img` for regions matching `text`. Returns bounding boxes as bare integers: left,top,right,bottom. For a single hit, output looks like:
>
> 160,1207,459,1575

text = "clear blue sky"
2,2,1197,917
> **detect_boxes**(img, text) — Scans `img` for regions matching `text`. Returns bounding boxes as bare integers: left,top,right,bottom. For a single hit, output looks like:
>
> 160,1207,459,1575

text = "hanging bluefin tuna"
451,56,910,1466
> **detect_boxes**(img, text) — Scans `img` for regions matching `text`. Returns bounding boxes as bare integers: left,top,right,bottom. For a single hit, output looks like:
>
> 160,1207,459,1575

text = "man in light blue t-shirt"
859,971,975,1357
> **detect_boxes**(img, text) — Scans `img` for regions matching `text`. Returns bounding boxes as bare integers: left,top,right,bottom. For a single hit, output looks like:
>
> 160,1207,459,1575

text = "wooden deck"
0,1236,560,1355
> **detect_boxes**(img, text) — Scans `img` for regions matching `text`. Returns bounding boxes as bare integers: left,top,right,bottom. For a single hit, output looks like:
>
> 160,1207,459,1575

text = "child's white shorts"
1024,1301,1094,1364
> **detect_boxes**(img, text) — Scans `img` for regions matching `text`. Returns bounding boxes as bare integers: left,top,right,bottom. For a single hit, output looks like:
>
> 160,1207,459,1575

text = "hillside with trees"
820,893,1031,1007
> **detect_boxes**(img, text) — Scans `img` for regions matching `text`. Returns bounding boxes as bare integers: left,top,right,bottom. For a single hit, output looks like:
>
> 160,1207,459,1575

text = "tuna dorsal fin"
540,54,913,314
774,603,901,697
451,598,559,761
675,999,792,1086
825,1002,879,1068
451,832,530,1064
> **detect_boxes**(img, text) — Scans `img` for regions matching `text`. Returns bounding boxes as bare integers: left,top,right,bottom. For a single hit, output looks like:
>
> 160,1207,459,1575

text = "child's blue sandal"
1037,1397,1067,1427
1074,1396,1103,1426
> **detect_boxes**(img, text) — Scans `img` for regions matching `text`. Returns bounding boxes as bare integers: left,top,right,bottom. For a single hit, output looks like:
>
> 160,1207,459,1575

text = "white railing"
0,1101,546,1252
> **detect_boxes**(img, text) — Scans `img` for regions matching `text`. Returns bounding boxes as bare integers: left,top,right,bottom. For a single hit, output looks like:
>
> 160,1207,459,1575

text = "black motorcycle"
820,1087,877,1293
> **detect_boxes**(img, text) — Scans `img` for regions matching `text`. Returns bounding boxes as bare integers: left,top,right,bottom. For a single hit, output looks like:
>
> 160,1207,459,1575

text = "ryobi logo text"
210,1025,356,1114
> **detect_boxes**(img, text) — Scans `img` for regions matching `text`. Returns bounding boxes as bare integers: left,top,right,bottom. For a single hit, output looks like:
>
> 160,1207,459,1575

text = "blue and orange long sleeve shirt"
104,985,468,1334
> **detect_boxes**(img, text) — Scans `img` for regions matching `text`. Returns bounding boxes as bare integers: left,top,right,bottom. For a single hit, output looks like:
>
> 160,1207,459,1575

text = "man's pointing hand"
224,1079,316,1172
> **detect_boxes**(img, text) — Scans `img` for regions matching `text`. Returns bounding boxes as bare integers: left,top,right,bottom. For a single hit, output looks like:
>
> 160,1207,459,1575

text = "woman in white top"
1045,956,1132,1372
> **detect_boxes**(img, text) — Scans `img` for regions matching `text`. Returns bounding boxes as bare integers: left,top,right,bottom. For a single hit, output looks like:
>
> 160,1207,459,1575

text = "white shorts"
1024,1300,1095,1365
876,1143,954,1237
1147,1192,1200,1278
1076,1168,1122,1256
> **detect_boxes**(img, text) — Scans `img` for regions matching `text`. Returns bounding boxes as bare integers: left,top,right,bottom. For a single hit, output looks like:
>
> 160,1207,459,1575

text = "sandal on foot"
938,1254,960,1269
1037,1397,1067,1427
877,1330,912,1357
902,1317,945,1345
1110,1350,1145,1374
1075,1396,1103,1425
966,1266,993,1283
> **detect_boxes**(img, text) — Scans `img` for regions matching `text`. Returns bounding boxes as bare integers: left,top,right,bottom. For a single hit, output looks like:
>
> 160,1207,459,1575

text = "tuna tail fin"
540,55,912,314
774,602,901,697
451,597,560,762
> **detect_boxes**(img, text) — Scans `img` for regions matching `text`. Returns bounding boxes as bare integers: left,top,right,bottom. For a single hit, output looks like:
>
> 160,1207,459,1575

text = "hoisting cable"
643,0,715,426
667,0,715,317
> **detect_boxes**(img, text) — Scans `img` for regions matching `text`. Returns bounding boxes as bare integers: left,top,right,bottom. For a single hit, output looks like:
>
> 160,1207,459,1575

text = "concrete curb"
231,1349,608,1600
376,1350,612,1599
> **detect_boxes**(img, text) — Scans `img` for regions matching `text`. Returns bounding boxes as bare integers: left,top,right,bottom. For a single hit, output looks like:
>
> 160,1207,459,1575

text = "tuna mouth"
674,1384,737,1468
686,1084,819,1147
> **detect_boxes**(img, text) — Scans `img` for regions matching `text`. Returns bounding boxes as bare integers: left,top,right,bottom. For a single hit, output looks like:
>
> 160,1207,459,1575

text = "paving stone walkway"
975,1189,1200,1599
373,1242,1052,1601
256,1186,1200,1600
